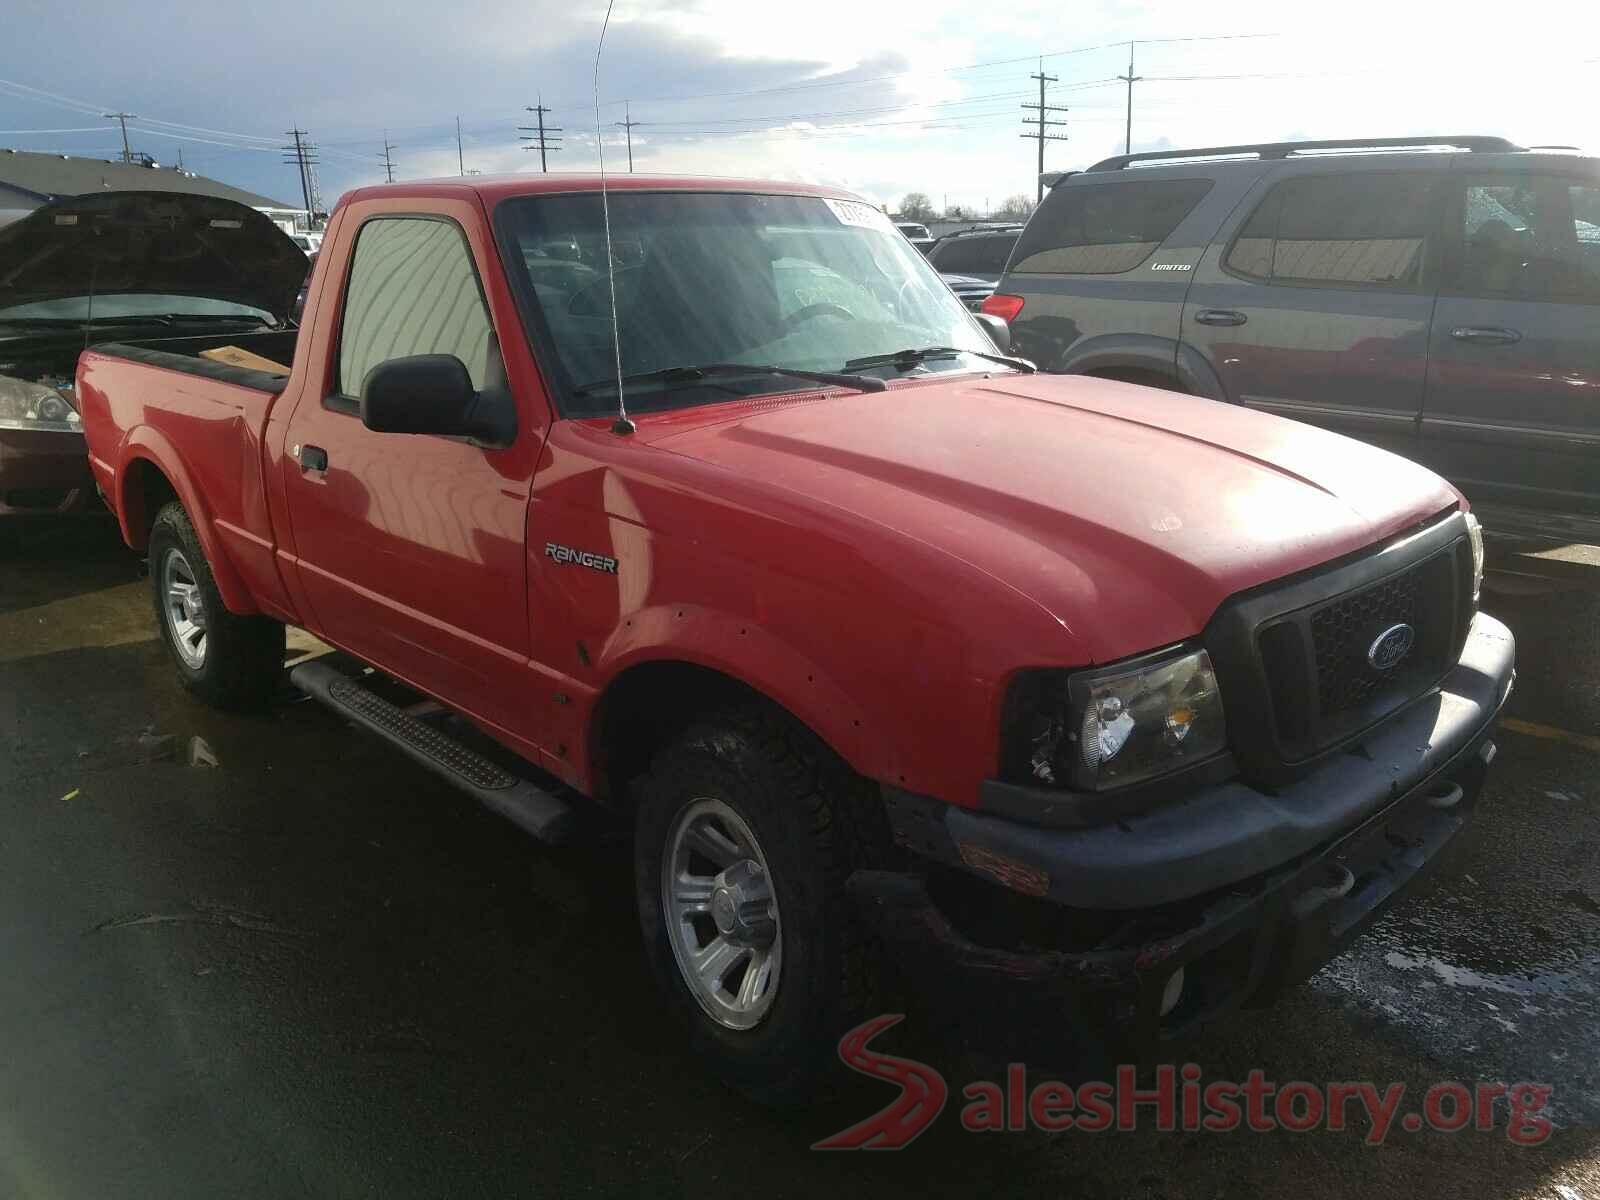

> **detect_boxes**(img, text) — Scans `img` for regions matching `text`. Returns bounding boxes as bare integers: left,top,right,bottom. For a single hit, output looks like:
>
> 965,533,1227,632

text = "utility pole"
518,97,562,171
282,128,315,216
103,112,137,163
456,115,465,175
1020,64,1069,202
379,132,396,183
614,101,639,172
1118,41,1143,155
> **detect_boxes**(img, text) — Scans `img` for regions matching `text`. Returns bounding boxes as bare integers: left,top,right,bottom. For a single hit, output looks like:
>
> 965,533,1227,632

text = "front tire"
634,706,878,1104
149,501,284,710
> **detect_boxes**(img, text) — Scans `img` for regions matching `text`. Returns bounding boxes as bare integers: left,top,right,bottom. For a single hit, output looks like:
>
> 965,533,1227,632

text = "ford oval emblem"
1367,623,1416,671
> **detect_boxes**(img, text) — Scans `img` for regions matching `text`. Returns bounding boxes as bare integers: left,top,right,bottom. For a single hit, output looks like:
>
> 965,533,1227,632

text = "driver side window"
338,217,493,397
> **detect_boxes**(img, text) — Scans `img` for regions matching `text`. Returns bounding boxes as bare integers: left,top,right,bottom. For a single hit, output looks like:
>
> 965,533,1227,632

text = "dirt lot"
3,518,1598,1198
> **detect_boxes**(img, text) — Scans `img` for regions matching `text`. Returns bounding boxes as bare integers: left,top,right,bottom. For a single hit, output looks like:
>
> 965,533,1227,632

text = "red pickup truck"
77,174,1514,1101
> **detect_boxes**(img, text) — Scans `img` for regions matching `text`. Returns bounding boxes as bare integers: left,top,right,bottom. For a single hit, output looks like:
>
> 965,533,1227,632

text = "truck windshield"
494,191,1000,417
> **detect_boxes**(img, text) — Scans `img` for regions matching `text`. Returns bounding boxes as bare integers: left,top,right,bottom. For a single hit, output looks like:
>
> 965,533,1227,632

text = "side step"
289,659,576,845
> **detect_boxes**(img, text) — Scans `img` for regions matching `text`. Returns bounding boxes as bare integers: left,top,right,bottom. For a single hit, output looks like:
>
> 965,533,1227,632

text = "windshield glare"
495,191,997,416
0,294,273,322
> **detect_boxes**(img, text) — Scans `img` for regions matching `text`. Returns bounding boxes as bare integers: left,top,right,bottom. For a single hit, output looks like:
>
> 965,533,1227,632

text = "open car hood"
0,191,307,323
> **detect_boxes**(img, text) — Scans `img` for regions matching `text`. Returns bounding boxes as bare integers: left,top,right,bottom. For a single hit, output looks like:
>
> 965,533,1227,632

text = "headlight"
1463,511,1485,606
1006,647,1227,792
0,374,82,434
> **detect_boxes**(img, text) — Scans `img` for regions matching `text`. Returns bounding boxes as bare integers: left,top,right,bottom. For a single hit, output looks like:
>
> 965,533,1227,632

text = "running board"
289,659,576,845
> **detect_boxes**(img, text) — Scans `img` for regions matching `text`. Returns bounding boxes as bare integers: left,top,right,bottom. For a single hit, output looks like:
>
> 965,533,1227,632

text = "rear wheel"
149,501,284,709
634,706,879,1104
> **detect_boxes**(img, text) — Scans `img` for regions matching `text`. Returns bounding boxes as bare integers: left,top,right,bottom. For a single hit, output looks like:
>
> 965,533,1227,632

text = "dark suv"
985,137,1600,547
927,226,1022,310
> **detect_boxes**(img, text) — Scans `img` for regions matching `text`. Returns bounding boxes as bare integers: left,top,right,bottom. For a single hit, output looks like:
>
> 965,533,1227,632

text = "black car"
0,190,306,515
986,136,1600,549
925,226,1021,310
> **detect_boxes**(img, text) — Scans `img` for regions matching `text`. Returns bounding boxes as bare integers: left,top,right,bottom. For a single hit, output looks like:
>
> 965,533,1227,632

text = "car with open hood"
0,190,305,515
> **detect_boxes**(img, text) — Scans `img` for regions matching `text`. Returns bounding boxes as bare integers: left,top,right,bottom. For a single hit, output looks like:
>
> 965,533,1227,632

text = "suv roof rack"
934,223,1025,241
1086,136,1523,172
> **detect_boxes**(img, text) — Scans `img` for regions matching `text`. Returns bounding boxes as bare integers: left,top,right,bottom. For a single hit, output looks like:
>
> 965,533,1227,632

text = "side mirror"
973,311,1011,353
360,354,510,444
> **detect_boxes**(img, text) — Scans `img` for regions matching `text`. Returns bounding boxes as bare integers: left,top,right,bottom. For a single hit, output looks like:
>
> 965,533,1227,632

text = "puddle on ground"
1312,902,1600,1126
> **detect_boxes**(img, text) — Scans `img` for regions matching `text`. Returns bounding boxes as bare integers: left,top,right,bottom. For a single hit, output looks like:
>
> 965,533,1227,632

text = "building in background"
0,148,293,229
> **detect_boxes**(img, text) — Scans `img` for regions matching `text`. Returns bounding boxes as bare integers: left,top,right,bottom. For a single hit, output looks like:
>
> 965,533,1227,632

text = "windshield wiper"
571,362,886,397
844,346,1036,374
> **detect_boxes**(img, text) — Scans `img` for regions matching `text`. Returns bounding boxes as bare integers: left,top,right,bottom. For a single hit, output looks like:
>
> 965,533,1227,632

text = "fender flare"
591,604,874,778
1173,341,1227,402
117,427,258,615
1055,332,1182,383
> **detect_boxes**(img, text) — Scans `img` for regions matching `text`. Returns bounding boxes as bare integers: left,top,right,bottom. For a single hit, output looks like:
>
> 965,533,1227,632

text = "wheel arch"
1055,332,1184,385
585,642,869,807
117,431,257,614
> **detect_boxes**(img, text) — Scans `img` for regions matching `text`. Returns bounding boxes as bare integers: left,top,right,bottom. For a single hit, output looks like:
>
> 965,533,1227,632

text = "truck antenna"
594,0,633,435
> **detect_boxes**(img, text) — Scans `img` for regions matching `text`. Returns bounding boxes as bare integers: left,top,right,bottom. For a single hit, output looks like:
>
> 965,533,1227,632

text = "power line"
379,131,396,183
1021,65,1069,201
518,98,562,171
544,33,1275,112
456,115,465,175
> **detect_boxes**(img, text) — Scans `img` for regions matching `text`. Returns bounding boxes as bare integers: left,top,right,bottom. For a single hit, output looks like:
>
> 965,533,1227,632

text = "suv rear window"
1009,179,1212,275
1225,172,1436,288
929,233,1017,275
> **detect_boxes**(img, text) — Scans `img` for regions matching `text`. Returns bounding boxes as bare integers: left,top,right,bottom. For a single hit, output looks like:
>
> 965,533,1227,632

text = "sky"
2,0,1596,215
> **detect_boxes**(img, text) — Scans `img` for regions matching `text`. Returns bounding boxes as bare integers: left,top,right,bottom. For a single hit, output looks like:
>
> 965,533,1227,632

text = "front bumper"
850,612,1515,1057
0,428,95,515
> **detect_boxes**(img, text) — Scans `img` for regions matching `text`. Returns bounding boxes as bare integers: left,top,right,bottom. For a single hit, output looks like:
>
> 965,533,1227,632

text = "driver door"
280,200,545,740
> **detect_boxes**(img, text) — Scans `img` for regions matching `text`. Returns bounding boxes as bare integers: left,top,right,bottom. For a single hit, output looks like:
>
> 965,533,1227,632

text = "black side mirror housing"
359,354,513,446
974,311,1011,353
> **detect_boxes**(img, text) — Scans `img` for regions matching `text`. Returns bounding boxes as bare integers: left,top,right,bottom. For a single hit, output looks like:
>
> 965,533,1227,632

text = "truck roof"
342,174,869,207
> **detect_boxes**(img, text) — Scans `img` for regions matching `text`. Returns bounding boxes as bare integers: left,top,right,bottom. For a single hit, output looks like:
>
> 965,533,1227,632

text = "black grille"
1310,564,1423,720
1203,515,1474,781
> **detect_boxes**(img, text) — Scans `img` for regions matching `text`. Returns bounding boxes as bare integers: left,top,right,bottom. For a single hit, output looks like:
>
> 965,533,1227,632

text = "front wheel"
633,707,878,1104
149,501,285,710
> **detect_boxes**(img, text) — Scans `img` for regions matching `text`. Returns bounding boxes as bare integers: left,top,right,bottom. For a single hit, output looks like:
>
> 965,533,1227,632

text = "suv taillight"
981,293,1024,322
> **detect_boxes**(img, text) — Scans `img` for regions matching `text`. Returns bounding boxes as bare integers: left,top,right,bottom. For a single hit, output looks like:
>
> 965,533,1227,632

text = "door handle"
1194,308,1248,327
295,443,329,472
1450,326,1522,346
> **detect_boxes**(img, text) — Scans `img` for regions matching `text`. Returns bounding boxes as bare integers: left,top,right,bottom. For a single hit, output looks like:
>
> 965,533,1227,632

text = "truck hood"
649,374,1460,663
0,191,306,323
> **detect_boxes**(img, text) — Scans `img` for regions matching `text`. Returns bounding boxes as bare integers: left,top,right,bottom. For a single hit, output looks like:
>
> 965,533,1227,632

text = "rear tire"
633,705,880,1105
149,500,284,710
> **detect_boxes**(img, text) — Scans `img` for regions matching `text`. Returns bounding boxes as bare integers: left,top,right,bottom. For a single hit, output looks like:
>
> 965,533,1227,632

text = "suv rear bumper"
849,611,1514,1056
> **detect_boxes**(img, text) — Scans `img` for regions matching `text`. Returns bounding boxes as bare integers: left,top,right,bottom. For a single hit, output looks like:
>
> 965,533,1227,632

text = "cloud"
4,0,1596,213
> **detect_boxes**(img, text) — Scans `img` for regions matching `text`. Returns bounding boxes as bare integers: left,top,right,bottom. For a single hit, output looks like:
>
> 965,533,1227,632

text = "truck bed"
76,328,303,623
92,329,299,395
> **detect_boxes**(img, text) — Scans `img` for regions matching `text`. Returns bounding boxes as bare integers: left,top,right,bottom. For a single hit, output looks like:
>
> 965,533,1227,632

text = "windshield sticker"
824,199,892,233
